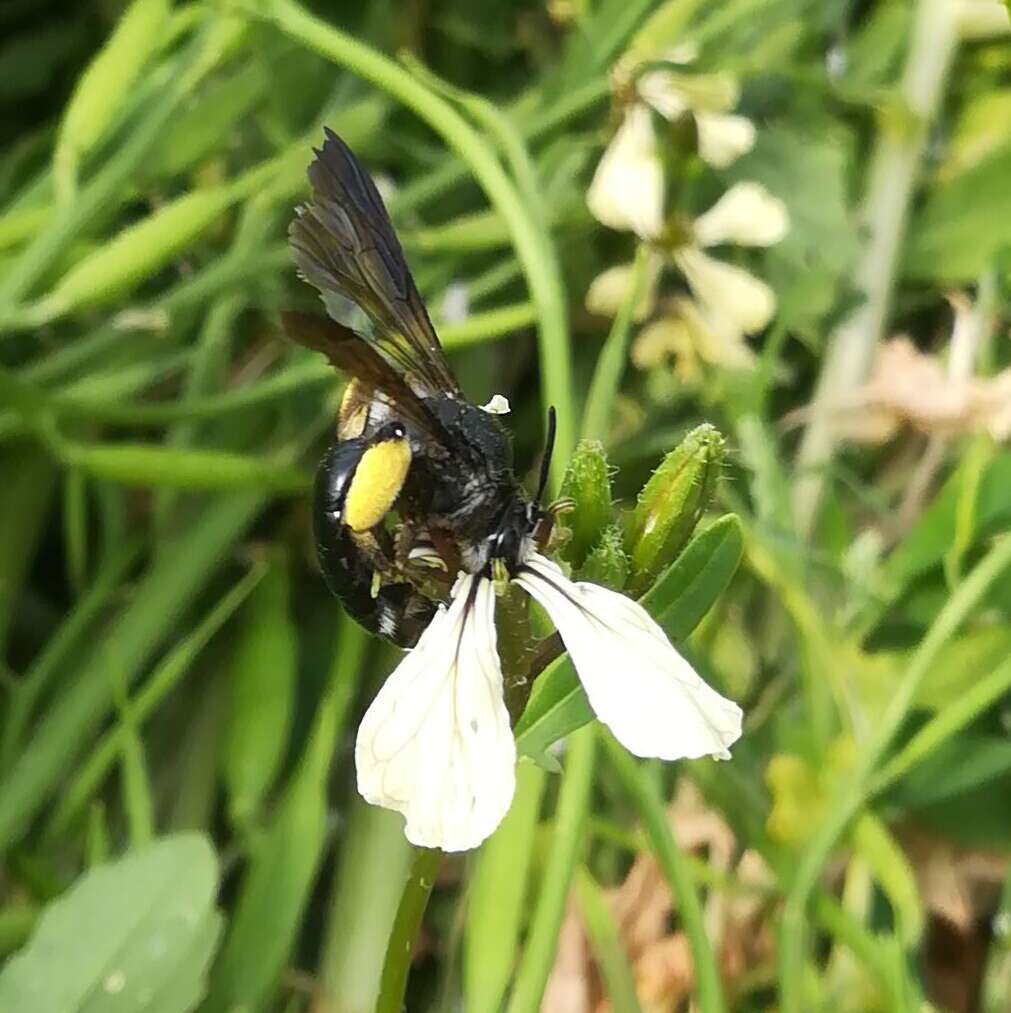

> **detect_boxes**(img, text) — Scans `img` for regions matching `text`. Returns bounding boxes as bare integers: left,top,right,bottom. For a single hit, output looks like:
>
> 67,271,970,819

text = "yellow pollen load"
344,438,411,533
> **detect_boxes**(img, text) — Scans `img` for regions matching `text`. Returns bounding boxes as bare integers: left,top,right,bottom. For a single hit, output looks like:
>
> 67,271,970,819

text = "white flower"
696,115,757,169
692,182,789,248
516,554,742,760
586,105,665,239
675,248,776,339
637,67,756,168
356,575,515,852
588,182,788,364
670,182,788,354
356,552,743,851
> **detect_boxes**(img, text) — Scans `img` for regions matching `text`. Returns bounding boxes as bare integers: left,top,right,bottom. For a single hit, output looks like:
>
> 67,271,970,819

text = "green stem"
778,534,1011,1011
506,723,596,1013
792,0,962,536
574,866,642,1012
871,652,1011,795
257,0,575,488
581,244,650,443
601,730,725,1013
376,846,443,1013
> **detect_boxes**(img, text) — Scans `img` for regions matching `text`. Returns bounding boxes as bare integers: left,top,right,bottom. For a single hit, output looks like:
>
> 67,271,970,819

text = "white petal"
675,247,776,337
693,182,789,248
355,576,515,851
516,554,742,761
587,106,665,238
636,70,691,120
674,294,757,370
695,113,756,168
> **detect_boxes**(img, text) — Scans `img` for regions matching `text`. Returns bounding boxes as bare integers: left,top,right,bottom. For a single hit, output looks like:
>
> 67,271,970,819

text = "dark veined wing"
281,311,452,446
289,128,460,396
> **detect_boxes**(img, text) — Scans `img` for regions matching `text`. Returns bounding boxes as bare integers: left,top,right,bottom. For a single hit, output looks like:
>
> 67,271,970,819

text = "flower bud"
579,523,629,590
558,439,613,568
625,423,725,593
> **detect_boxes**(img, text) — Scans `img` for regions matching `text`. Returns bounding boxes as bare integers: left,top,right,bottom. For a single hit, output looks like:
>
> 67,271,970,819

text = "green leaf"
206,620,368,1013
222,555,297,828
904,143,1011,282
728,125,858,337
464,760,547,1011
515,514,743,758
0,834,221,1013
883,451,1011,591
890,734,1011,810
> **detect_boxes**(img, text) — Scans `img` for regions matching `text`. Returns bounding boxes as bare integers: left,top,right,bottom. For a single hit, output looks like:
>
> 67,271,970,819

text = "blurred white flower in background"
586,104,666,238
585,39,790,380
636,62,756,169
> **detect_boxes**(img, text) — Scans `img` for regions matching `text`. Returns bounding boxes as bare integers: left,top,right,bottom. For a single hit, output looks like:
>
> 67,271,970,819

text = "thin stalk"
601,730,725,1013
582,244,650,443
871,653,1011,795
778,535,1011,1011
792,0,962,536
574,866,642,1012
506,724,596,1013
376,846,443,1013
258,0,575,488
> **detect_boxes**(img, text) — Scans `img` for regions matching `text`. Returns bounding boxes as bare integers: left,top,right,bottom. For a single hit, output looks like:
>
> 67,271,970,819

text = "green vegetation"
2,1,1011,1010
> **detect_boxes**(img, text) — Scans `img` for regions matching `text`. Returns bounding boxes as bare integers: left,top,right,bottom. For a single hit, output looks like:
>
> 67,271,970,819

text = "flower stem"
792,0,962,537
376,845,443,1013
582,244,651,444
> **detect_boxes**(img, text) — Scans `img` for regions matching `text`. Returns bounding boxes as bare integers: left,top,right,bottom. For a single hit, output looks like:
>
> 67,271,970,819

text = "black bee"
284,129,555,647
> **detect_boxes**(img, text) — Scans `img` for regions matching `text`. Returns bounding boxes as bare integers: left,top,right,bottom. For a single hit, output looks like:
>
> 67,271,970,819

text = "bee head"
486,497,546,576
485,406,558,575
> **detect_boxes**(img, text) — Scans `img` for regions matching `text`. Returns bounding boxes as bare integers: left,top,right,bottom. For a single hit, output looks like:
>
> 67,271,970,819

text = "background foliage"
2,0,1011,1010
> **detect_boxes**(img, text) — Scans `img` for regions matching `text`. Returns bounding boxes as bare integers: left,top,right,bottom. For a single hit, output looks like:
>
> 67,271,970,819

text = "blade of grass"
43,563,266,842
574,865,643,1013
581,244,650,444
205,617,369,1011
871,653,1011,794
0,489,265,851
600,729,725,1013
506,723,596,1013
0,537,141,772
464,759,546,1011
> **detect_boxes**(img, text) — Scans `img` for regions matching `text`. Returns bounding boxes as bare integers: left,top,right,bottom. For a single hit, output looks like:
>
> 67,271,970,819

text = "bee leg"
313,430,435,646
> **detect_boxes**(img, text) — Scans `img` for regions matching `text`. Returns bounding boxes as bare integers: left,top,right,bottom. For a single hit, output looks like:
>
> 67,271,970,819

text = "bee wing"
289,128,461,397
281,310,453,446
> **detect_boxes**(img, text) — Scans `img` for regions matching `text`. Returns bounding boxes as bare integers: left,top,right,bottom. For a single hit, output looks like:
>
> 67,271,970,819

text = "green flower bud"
558,439,612,568
579,523,629,590
625,423,725,594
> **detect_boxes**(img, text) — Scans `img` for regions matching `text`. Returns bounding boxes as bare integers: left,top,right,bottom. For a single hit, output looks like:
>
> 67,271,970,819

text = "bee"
284,129,556,648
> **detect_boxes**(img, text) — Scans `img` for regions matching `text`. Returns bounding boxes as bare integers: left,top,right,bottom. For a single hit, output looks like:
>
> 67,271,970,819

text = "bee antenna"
535,406,557,504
